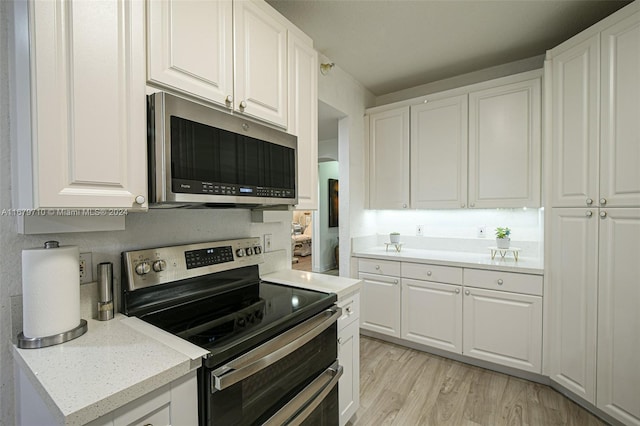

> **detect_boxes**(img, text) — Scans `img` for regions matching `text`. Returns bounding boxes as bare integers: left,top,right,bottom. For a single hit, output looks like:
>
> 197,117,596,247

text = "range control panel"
122,237,264,291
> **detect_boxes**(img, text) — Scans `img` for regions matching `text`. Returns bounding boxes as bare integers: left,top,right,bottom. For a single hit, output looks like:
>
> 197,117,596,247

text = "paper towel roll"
22,243,80,338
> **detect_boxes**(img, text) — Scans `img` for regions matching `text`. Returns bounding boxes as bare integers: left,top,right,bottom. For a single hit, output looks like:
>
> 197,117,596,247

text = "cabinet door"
463,287,542,373
234,0,288,128
468,78,541,208
600,11,640,208
401,279,462,353
368,107,410,209
288,34,318,210
548,208,599,403
147,0,233,108
358,272,401,337
550,36,600,208
338,319,360,426
597,208,640,425
29,0,147,209
410,95,468,209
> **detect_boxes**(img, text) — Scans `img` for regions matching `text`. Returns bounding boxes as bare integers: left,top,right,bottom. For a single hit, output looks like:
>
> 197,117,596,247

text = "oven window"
206,323,337,426
170,116,295,192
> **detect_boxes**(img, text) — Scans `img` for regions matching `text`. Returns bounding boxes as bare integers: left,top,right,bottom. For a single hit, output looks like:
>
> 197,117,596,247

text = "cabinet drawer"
463,268,543,296
401,262,462,284
358,258,401,276
338,293,360,331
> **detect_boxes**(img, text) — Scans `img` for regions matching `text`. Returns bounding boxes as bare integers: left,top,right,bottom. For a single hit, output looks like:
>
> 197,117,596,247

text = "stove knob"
152,260,167,272
254,246,262,254
246,247,254,256
135,262,151,275
236,248,245,257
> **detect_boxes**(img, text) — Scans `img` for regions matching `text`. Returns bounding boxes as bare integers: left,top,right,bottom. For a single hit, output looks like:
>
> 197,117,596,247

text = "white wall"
318,137,338,162
317,54,376,277
317,162,339,271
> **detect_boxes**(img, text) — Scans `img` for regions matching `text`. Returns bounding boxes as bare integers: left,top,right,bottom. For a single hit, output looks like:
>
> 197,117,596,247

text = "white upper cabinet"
410,95,468,209
234,0,288,127
288,32,318,210
147,0,288,128
468,78,541,208
600,10,640,208
147,0,234,108
549,6,640,208
368,107,410,210
20,0,147,210
549,35,600,208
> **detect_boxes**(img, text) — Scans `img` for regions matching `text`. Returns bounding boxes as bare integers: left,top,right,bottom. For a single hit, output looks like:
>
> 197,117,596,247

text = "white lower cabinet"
401,279,462,353
462,287,542,373
358,259,543,374
337,293,360,426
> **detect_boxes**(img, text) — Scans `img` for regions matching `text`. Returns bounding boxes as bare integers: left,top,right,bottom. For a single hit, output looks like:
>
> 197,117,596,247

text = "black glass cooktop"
138,272,336,368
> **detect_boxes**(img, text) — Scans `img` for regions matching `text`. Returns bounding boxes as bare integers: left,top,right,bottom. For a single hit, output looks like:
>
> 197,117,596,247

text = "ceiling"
266,0,631,96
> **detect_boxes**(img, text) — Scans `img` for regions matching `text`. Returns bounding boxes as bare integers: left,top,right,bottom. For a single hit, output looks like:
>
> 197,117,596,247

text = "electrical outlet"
416,225,424,236
264,234,273,252
79,252,93,284
477,226,486,238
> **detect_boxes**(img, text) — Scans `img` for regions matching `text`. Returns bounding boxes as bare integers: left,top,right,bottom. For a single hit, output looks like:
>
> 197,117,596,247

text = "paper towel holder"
17,319,88,349
17,240,88,349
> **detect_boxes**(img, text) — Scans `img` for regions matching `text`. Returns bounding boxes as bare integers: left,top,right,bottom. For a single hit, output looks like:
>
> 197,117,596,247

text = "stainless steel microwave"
147,92,297,207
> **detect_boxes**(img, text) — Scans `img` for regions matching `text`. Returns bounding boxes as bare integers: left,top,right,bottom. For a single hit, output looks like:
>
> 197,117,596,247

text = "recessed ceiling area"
267,0,631,96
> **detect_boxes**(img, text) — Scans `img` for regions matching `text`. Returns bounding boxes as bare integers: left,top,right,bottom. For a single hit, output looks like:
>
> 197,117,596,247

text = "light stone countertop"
262,269,362,300
353,247,543,275
13,315,207,426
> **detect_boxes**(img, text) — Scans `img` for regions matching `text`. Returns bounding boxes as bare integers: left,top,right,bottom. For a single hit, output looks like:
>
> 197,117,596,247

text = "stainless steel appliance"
121,238,341,425
148,92,298,208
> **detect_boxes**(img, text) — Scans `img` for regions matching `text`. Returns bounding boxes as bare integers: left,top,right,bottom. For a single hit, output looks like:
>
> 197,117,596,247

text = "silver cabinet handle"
600,211,607,218
497,279,504,285
586,198,593,205
426,271,432,276
465,290,470,296
470,203,475,207
135,195,145,204
455,288,460,294
402,203,408,208
586,210,593,217
375,265,380,270
600,198,607,205
211,307,340,391
393,279,399,285
239,100,247,109
346,306,352,314
225,95,233,104
461,203,465,208
264,362,343,426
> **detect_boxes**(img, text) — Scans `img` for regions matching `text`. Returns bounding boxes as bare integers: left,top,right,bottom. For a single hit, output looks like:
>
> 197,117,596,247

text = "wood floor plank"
351,337,606,426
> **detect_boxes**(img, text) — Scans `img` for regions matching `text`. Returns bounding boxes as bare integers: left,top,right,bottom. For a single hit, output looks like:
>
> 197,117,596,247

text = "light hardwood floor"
350,336,606,426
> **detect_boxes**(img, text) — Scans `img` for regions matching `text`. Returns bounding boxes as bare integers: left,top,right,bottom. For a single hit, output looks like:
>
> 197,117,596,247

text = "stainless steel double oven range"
122,238,342,425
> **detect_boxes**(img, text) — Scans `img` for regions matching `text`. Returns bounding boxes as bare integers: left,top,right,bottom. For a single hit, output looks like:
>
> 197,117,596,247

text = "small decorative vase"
390,233,400,243
496,238,510,249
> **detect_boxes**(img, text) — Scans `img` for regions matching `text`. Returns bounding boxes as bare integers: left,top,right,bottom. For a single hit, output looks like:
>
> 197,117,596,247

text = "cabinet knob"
497,279,504,285
470,203,475,208
455,288,460,294
600,198,607,205
465,290,470,296
586,210,593,217
393,279,399,285
375,265,380,270
600,211,607,218
239,100,247,109
461,203,465,208
426,271,432,276
225,95,233,104
586,198,593,205
346,306,352,314
135,195,145,205
337,337,342,344
402,204,408,208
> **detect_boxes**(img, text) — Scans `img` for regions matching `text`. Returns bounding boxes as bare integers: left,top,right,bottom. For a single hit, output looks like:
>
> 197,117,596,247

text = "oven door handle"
263,361,343,426
211,306,341,391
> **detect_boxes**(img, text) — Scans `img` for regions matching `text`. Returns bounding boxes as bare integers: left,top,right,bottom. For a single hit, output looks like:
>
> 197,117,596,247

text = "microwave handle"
263,361,343,426
211,307,341,391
